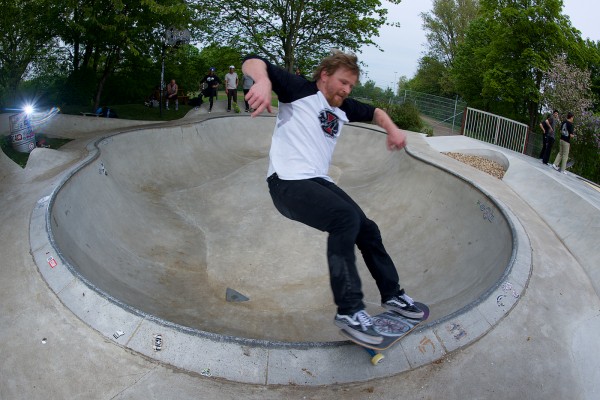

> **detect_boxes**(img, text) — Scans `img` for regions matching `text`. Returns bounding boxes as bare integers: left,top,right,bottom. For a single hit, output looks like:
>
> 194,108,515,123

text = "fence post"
452,95,458,133
493,116,501,145
461,107,468,135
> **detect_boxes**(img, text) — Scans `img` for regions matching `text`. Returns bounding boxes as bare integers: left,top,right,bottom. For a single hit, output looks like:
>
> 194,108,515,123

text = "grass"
1,134,72,168
59,103,195,121
59,91,280,121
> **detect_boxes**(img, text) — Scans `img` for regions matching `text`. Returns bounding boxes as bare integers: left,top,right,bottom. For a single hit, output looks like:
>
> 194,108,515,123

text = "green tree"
452,0,580,128
570,113,600,183
197,0,401,72
351,79,386,101
57,0,195,109
196,45,244,81
421,0,480,67
577,39,600,112
407,56,452,96
0,0,62,107
414,0,479,96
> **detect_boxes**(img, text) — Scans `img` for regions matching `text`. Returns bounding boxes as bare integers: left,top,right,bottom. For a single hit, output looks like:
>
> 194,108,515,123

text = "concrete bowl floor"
45,116,521,344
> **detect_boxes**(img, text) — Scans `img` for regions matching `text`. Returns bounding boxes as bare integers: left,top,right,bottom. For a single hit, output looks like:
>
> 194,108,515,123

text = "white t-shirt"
225,72,238,90
268,91,349,181
248,57,376,182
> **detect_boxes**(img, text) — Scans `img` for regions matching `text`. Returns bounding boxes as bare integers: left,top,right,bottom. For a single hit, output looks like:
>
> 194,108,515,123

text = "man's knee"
357,218,383,244
329,206,361,234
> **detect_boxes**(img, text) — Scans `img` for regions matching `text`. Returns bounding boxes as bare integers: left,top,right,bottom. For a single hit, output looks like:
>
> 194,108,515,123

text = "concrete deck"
1,101,599,399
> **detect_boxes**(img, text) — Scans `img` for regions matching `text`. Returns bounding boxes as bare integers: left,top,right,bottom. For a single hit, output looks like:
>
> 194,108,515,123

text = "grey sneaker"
335,310,383,345
383,292,424,319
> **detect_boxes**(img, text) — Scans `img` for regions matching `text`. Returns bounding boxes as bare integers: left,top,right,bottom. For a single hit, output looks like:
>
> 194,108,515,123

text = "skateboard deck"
566,159,574,169
340,302,429,364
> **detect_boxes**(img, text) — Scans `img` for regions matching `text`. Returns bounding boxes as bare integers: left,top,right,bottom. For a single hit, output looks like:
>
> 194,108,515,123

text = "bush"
374,101,424,132
570,113,600,184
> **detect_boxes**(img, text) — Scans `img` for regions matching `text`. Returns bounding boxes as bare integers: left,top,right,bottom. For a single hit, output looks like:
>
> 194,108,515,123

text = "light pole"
160,27,191,116
160,43,166,116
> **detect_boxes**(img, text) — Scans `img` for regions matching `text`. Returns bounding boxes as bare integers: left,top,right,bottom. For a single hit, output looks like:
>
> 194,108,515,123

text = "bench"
177,89,189,105
153,87,189,105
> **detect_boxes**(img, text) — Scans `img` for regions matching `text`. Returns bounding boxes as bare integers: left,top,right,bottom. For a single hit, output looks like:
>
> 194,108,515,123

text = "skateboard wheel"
371,353,385,365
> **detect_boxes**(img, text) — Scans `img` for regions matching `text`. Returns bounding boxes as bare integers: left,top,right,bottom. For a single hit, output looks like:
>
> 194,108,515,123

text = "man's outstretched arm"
242,58,273,117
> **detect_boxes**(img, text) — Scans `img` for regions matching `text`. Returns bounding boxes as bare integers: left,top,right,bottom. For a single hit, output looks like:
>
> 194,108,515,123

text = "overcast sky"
359,0,600,89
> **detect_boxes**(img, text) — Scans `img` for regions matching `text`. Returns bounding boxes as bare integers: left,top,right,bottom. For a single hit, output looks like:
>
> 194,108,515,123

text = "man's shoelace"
401,293,415,305
354,310,373,329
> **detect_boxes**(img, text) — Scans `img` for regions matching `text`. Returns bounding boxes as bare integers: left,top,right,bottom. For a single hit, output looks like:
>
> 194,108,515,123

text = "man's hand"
386,127,407,151
242,58,273,117
373,108,407,151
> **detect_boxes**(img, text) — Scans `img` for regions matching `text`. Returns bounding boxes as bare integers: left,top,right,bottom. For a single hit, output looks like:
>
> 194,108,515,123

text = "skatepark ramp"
35,115,530,384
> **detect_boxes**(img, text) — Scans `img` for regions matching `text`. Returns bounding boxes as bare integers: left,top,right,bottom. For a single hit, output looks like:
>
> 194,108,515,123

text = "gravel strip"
442,152,506,179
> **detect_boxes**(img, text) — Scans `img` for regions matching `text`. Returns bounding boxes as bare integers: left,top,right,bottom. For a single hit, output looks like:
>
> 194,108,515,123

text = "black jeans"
542,136,555,164
539,134,548,159
267,173,401,315
227,89,237,110
243,89,250,110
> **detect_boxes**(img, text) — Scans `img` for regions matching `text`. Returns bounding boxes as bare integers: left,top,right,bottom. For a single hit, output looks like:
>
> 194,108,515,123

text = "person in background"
552,112,575,174
200,68,221,113
539,110,559,165
242,73,254,112
225,65,239,112
166,79,179,111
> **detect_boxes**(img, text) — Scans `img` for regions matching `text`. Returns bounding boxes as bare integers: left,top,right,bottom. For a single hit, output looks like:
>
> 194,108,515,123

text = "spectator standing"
200,67,222,113
552,112,575,173
540,110,559,165
225,65,239,112
242,73,254,112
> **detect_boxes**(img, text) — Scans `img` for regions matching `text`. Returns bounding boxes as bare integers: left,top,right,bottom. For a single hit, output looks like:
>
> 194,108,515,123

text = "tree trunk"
93,47,120,110
72,7,81,72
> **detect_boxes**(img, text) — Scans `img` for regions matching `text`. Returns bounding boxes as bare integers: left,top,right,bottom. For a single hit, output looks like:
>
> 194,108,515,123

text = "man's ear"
319,69,330,83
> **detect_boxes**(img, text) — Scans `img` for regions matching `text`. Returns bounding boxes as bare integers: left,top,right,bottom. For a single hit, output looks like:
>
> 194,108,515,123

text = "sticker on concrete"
153,334,163,351
477,200,495,222
501,282,520,299
113,330,125,339
446,322,467,341
99,161,108,176
47,256,58,268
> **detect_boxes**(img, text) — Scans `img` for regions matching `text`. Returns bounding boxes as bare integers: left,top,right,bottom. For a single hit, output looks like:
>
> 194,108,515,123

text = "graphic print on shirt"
319,110,340,139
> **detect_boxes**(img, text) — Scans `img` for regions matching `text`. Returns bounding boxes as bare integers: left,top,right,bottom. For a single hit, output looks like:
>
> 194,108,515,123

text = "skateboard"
340,302,429,365
566,159,574,169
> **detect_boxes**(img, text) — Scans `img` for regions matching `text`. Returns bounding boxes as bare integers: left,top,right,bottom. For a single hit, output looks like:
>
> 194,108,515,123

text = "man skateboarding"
242,50,423,345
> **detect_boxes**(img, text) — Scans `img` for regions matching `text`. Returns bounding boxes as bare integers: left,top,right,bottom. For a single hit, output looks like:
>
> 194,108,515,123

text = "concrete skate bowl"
46,115,527,354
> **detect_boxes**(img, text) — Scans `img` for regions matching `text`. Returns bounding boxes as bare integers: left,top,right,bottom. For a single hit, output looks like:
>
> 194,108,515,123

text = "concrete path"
1,103,599,399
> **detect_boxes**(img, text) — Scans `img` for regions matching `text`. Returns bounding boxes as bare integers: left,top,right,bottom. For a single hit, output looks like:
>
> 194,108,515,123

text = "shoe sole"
382,304,424,319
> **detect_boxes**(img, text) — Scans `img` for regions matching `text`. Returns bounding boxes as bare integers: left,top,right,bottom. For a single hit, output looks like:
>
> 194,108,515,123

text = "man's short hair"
313,49,360,82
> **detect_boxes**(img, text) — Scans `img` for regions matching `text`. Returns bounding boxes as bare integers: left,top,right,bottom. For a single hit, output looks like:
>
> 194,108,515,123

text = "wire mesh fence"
396,90,467,134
